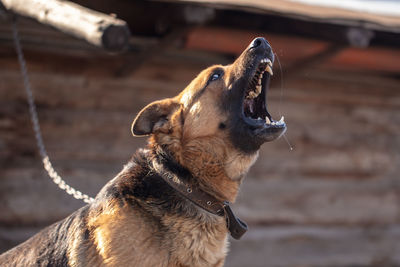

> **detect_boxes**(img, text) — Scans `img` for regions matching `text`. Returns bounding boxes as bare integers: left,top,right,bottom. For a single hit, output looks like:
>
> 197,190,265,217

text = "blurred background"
0,0,399,266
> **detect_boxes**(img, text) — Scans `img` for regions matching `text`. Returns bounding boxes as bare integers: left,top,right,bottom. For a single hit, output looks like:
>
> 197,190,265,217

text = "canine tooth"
279,116,285,124
265,116,271,124
265,65,273,75
266,58,272,65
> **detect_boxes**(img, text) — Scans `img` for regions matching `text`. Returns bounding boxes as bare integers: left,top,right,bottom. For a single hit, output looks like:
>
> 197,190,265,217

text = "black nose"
249,37,270,50
249,37,273,61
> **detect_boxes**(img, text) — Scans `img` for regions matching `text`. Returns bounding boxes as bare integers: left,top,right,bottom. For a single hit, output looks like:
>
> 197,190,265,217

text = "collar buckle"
222,201,248,240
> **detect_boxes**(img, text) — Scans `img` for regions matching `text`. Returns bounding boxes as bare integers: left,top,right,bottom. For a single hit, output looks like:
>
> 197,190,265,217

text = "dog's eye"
210,73,221,81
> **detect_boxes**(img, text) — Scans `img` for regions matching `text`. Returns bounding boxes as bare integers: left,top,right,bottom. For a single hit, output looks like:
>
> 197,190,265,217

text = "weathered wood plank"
0,0,130,51
225,225,400,267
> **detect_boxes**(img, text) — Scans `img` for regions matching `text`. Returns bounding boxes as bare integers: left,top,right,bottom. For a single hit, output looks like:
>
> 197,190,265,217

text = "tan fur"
84,201,227,267
87,202,169,267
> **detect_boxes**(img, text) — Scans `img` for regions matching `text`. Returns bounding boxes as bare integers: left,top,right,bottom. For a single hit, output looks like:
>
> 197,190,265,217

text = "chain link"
11,17,94,204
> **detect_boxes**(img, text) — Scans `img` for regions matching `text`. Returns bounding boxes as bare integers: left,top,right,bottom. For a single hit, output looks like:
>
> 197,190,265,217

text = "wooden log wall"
1,19,400,266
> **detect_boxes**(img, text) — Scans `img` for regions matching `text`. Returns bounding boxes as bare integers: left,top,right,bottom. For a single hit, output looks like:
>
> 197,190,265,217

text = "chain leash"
11,17,94,204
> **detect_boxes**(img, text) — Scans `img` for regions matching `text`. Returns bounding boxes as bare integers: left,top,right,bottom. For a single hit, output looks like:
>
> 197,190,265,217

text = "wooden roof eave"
164,0,400,33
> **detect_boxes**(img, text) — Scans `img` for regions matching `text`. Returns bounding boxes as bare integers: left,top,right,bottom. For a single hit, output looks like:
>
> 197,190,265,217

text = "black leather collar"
151,155,248,240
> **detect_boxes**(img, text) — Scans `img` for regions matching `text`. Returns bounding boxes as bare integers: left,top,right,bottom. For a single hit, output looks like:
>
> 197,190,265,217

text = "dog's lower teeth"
269,117,285,126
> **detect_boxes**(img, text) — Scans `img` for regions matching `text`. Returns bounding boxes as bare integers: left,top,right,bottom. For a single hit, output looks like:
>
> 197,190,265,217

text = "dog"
0,37,286,267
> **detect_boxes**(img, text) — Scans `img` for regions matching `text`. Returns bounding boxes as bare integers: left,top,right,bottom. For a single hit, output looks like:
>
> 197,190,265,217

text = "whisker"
283,134,294,151
275,53,294,152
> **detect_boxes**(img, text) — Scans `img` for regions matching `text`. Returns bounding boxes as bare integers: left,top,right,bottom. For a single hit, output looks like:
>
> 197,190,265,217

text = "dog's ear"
131,98,180,136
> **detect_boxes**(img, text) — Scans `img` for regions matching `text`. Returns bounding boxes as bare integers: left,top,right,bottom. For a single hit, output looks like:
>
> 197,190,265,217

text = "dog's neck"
151,144,240,203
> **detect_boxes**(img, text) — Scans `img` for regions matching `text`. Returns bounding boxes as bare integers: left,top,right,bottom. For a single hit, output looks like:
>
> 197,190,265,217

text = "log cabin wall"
0,2,400,266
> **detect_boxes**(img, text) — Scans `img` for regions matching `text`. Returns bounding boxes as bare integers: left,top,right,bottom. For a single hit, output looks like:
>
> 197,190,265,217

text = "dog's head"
132,37,286,198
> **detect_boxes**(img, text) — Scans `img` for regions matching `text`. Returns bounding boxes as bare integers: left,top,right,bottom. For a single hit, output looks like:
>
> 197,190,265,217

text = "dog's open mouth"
242,58,285,131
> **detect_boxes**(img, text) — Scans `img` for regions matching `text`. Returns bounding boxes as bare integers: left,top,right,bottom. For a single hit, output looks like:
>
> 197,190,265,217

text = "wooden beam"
0,0,130,51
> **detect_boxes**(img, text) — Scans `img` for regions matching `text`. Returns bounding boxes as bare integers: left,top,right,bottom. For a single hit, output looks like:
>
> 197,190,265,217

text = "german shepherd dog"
0,37,286,266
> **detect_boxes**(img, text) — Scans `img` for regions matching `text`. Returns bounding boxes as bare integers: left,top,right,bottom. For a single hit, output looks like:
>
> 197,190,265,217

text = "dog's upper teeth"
246,86,261,99
279,116,285,124
261,58,271,64
256,84,261,93
258,73,263,84
265,65,273,76
247,91,257,99
265,116,271,124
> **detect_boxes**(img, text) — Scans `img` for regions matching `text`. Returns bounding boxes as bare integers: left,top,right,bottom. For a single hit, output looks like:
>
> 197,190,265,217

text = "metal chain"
11,17,94,204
